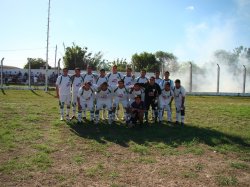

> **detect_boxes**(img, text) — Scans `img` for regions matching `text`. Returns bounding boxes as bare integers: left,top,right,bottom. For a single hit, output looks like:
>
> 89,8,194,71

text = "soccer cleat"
60,116,64,121
66,115,70,121
70,115,76,120
83,117,87,120
175,121,179,125
181,122,184,126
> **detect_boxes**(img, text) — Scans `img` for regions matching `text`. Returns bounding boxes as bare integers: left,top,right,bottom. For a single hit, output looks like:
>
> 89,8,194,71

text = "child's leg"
181,107,185,124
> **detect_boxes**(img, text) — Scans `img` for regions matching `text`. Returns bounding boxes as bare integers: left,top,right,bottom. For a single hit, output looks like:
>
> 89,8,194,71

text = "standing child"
158,82,174,124
77,82,95,123
55,68,71,121
174,79,186,125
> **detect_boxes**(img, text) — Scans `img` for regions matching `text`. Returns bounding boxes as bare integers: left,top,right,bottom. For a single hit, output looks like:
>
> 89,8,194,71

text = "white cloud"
186,6,194,11
174,17,236,64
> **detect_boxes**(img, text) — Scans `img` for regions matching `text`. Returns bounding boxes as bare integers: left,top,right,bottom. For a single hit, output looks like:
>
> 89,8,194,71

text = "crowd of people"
1,70,58,86
55,65,186,127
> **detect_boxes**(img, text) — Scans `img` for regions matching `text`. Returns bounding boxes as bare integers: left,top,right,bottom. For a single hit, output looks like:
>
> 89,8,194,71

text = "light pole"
45,0,51,92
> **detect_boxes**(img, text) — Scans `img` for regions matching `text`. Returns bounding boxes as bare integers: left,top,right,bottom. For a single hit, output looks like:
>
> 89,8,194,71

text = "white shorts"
59,94,71,106
96,99,112,110
72,92,78,104
113,99,129,108
175,102,184,112
80,99,94,111
159,98,171,110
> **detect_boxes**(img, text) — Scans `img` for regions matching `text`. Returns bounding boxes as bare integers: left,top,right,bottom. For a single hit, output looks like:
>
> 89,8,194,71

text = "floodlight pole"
45,0,51,92
217,64,220,93
243,65,246,94
1,58,4,88
189,62,192,92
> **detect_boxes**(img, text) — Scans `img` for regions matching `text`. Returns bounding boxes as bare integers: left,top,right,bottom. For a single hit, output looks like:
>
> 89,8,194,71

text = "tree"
110,58,128,72
131,52,159,72
63,43,105,70
155,51,179,73
24,58,51,69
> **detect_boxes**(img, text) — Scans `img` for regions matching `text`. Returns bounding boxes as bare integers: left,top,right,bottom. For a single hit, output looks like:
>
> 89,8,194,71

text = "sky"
0,0,250,68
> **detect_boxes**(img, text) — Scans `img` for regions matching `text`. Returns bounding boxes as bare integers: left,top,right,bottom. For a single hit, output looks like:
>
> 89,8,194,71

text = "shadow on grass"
30,90,42,96
67,121,250,151
1,88,6,95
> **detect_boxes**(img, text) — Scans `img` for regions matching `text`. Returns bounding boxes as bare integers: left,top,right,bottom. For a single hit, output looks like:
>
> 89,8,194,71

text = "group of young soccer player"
55,65,186,127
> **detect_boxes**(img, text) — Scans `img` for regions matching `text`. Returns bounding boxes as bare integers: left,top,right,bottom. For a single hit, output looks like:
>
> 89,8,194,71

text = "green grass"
0,90,250,186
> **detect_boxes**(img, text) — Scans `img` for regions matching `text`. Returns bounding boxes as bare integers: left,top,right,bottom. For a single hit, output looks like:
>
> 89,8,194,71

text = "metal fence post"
28,60,31,89
217,64,220,93
1,58,4,88
243,65,246,94
189,62,192,92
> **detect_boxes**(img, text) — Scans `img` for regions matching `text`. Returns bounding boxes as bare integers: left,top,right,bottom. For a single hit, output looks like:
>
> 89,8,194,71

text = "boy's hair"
101,82,108,86
166,82,171,86
118,79,124,84
155,70,160,73
134,83,140,87
100,69,105,72
63,67,68,71
75,67,80,71
135,95,141,99
175,79,181,84
165,71,170,74
141,69,146,73
127,67,132,71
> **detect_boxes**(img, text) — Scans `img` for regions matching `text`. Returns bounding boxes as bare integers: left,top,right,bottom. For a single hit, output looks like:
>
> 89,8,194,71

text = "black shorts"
145,98,157,110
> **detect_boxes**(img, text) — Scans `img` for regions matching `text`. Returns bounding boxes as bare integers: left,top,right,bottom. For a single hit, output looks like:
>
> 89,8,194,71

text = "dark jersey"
142,82,162,99
131,101,145,110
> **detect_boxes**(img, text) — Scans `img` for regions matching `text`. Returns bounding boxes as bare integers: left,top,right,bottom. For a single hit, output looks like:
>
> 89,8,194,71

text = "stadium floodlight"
243,65,246,94
189,62,192,93
1,58,4,88
217,64,220,93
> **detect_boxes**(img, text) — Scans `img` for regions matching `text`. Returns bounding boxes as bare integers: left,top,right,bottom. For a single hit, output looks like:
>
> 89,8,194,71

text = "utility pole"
45,0,51,92
189,62,192,92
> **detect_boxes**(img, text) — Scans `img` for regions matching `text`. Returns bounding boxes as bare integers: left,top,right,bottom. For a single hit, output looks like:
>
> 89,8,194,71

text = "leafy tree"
110,58,128,72
131,52,159,72
63,43,105,70
155,51,179,73
24,58,51,69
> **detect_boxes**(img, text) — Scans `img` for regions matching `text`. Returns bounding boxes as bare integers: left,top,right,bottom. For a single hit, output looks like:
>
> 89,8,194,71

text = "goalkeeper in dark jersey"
140,76,161,124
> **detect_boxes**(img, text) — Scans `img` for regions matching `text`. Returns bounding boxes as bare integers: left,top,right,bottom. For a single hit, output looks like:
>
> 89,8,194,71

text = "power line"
0,47,55,52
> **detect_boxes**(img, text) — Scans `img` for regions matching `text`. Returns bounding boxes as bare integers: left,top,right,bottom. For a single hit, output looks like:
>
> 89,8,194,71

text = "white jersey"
136,76,149,84
95,88,113,101
155,78,163,86
56,75,71,96
106,72,123,87
174,86,186,105
95,76,108,87
77,87,94,101
113,87,129,101
71,75,84,93
82,73,97,85
129,88,145,102
161,79,174,90
160,89,174,106
123,75,135,88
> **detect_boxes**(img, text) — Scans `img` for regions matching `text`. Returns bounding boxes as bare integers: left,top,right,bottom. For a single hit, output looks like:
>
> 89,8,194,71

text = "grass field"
0,90,249,186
